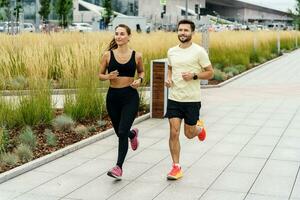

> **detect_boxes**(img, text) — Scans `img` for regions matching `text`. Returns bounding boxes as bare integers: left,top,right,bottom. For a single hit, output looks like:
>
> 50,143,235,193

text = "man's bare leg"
169,118,182,163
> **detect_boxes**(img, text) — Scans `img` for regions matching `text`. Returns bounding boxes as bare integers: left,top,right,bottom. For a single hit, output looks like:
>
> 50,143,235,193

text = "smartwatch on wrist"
139,77,143,83
193,73,198,80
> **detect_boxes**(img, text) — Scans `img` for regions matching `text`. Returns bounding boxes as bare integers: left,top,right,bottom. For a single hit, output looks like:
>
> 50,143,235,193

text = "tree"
289,0,300,30
39,0,51,22
55,0,72,28
102,0,113,28
296,0,300,30
13,0,22,23
0,0,10,21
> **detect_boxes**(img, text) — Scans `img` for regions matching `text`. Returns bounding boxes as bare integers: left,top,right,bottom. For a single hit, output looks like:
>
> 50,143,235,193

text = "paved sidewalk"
1,49,300,200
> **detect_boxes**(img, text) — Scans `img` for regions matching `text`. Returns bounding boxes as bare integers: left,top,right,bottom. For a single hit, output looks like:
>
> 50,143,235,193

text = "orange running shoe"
197,120,206,141
167,164,183,180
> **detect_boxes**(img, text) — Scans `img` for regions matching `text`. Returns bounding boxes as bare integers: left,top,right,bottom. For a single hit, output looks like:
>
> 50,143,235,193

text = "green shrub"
7,75,28,90
75,125,88,137
97,120,106,128
44,129,57,146
18,126,37,149
0,152,19,166
52,114,74,131
213,69,228,81
213,63,224,71
88,126,97,132
17,88,53,126
0,127,9,154
64,72,105,121
235,65,247,73
15,144,33,162
223,67,240,77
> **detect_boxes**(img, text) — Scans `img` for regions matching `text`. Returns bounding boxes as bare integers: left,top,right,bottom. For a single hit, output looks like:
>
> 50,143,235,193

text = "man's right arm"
165,65,173,88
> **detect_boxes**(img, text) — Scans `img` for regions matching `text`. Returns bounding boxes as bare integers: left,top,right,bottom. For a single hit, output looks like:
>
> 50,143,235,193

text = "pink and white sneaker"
107,165,122,180
130,128,139,151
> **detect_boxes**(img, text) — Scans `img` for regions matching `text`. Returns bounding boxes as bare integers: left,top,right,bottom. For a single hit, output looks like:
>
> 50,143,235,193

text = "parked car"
69,23,93,32
22,23,35,32
0,22,35,33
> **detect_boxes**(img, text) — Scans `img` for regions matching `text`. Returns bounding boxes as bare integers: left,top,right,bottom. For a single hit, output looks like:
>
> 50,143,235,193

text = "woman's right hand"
107,70,119,80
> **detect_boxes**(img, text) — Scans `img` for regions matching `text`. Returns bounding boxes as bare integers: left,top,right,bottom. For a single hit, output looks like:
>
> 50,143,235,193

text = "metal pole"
35,0,40,32
185,0,188,19
277,29,280,55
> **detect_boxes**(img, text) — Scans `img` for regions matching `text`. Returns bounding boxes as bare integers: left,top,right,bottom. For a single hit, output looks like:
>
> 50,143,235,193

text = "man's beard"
178,34,192,43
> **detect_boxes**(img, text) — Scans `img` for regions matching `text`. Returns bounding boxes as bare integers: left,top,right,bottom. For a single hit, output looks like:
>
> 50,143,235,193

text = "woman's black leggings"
106,86,139,169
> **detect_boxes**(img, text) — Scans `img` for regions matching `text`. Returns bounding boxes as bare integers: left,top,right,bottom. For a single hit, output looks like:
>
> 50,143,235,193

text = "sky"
239,0,296,12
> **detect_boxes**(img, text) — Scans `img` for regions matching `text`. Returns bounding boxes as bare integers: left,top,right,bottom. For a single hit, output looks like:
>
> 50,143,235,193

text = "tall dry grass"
0,31,299,89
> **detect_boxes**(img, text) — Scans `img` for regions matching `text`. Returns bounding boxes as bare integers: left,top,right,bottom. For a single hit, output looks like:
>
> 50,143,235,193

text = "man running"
165,19,214,180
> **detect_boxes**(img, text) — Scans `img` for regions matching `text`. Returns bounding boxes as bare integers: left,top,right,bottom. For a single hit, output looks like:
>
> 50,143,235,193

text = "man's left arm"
196,65,214,80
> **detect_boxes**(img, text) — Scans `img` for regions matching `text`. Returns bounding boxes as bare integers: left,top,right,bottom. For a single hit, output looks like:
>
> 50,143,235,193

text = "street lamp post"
185,0,188,19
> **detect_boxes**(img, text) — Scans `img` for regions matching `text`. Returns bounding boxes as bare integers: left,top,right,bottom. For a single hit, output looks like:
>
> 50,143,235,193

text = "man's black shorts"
165,99,201,126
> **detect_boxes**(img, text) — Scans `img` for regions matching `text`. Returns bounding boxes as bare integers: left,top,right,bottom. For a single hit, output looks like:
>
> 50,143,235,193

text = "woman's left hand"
130,79,141,89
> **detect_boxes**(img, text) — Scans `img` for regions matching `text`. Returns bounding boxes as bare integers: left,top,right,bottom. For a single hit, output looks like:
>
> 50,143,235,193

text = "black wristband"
139,77,143,83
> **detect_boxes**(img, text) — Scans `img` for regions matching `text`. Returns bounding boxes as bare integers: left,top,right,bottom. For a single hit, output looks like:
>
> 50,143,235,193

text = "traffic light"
161,5,166,19
195,4,199,14
162,5,166,14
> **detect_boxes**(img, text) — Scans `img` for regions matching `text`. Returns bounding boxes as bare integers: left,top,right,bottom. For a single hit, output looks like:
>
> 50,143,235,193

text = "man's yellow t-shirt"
167,43,211,102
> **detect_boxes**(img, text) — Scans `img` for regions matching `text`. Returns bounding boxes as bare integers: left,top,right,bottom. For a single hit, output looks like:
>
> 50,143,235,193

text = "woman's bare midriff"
109,77,134,88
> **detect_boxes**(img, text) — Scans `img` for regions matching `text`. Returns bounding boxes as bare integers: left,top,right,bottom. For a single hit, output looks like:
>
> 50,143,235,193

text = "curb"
0,113,150,184
201,51,290,89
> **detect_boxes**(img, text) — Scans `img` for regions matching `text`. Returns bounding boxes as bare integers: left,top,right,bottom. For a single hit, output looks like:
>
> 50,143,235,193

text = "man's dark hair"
177,19,195,32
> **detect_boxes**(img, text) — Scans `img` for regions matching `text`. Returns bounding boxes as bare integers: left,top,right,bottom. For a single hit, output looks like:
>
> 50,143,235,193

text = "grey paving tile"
0,171,57,193
271,147,300,161
239,145,273,159
256,127,285,136
278,136,300,149
173,167,222,189
239,119,267,127
13,194,60,200
250,175,295,197
0,190,21,200
139,137,163,148
246,113,271,121
245,193,288,200
66,175,130,200
127,148,169,164
140,128,169,139
288,121,300,129
154,184,205,200
284,128,300,138
260,159,299,177
210,171,257,192
134,162,174,183
268,109,295,117
193,154,234,171
248,135,280,146
208,143,244,156
120,161,152,181
64,158,113,178
217,117,243,125
71,143,115,159
263,119,291,128
28,174,91,197
222,133,252,145
181,140,212,154
200,190,246,200
107,181,168,200
291,174,300,198
227,156,266,174
231,125,260,135
33,154,90,174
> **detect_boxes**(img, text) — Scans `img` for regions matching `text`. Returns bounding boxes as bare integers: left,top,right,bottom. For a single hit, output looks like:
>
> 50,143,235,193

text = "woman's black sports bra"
107,50,136,77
